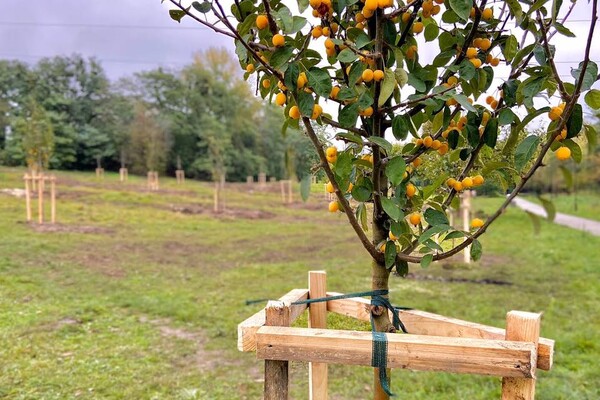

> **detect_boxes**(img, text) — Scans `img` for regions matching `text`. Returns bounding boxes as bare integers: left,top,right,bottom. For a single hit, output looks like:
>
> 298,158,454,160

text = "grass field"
1,166,599,399
524,191,600,221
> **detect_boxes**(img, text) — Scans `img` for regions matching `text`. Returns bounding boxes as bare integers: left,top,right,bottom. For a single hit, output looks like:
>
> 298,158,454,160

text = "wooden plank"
502,311,541,400
257,327,536,378
264,301,290,400
237,288,308,352
325,292,553,371
308,271,327,400
24,175,32,222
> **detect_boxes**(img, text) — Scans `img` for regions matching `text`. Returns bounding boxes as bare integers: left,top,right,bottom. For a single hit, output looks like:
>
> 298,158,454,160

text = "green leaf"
357,202,368,231
552,0,563,23
584,125,598,153
297,91,314,117
385,156,407,187
559,165,573,190
538,195,556,222
503,35,519,62
562,139,583,163
418,224,450,244
514,135,540,171
424,208,449,226
336,132,363,145
424,23,439,42
337,48,358,63
300,175,311,202
444,230,466,241
553,21,575,37
470,239,482,261
395,68,408,88
192,1,212,13
284,63,299,92
339,103,359,128
392,114,410,140
378,69,397,107
566,103,582,139
396,260,409,276
422,173,449,200
449,0,471,21
482,161,509,176
571,61,598,91
169,9,187,22
458,60,476,81
289,16,307,34
525,210,541,235
407,74,426,92
385,241,397,269
270,46,294,70
368,136,393,154
454,94,477,112
347,29,371,49
420,254,433,268
381,198,403,222
584,89,600,109
483,118,498,148
498,109,516,125
505,0,523,23
351,185,371,202
297,0,309,13
307,67,332,98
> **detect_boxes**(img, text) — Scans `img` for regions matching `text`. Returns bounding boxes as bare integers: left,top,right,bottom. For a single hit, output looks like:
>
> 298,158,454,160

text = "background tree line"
0,48,318,182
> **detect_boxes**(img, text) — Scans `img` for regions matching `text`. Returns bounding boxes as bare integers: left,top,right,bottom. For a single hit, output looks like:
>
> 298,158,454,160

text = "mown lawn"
0,166,598,399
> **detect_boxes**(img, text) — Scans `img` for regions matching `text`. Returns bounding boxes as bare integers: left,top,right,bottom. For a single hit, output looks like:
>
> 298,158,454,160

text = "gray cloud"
1,0,233,80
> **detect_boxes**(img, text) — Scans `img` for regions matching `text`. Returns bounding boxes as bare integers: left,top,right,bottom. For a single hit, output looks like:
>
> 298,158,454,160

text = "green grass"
0,166,599,399
524,191,600,221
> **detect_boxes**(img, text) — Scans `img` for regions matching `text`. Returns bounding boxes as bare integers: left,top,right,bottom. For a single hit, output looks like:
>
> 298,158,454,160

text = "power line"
0,21,211,31
0,52,190,66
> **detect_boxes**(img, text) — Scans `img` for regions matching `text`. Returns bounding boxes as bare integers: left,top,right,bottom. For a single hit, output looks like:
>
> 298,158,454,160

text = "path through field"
513,197,600,236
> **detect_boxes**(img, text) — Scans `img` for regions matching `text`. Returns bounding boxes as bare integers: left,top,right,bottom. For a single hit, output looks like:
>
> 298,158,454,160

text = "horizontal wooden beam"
325,292,554,371
257,327,536,378
237,288,308,352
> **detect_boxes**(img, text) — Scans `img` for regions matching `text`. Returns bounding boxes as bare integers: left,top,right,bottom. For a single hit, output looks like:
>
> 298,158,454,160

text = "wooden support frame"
280,180,293,204
147,171,159,191
257,326,536,378
119,168,128,182
95,167,105,179
238,272,554,399
23,173,56,224
175,169,185,184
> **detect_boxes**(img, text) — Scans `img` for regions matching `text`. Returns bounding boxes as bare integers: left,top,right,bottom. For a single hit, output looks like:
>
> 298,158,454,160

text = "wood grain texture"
502,311,541,400
309,271,327,400
257,327,536,378
325,292,553,371
264,301,290,400
237,288,308,352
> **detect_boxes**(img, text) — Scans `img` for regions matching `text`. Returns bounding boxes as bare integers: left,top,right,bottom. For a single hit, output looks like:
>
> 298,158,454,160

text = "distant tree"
13,98,54,171
128,102,169,174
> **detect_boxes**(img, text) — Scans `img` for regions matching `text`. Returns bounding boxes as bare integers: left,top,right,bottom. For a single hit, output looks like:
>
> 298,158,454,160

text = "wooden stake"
501,311,541,400
50,176,56,224
308,272,328,400
119,168,128,182
264,301,290,400
287,180,292,203
24,174,32,222
37,173,44,224
462,191,471,264
280,180,286,203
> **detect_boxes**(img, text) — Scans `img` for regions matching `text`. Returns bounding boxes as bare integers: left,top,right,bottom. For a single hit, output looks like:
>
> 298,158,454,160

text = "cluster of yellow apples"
446,175,485,192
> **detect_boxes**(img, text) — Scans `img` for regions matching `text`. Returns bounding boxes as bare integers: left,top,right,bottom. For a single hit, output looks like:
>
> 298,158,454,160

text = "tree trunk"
371,213,393,400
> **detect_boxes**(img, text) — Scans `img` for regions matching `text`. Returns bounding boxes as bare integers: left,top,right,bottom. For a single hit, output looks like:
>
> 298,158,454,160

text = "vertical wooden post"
501,311,541,400
24,174,32,222
462,191,471,264
264,300,290,400
287,180,292,204
308,271,328,400
37,173,44,224
280,181,286,203
50,176,56,224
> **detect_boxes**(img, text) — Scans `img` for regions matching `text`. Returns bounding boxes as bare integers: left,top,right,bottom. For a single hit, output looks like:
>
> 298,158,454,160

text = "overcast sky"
0,0,598,88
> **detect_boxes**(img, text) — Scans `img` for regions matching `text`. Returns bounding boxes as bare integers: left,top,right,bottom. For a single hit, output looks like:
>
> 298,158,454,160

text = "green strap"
372,332,393,397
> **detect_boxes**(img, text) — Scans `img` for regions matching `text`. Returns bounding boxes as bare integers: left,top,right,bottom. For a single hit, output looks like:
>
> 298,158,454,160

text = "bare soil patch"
170,204,275,220
405,272,512,286
28,223,115,235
